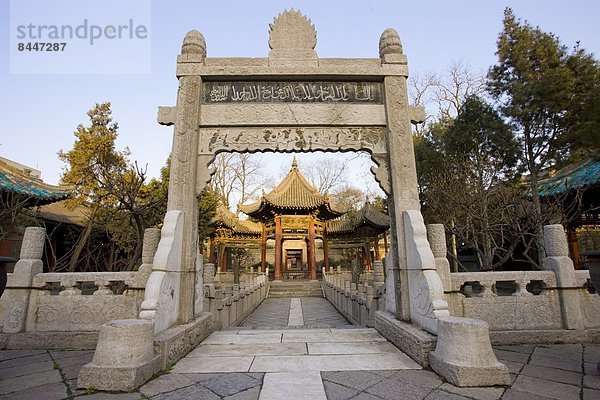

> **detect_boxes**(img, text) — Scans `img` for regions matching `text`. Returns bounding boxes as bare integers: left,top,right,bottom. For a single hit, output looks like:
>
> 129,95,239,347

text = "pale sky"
1,0,599,191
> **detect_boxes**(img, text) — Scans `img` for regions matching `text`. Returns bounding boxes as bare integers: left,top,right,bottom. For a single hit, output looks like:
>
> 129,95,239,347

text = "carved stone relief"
198,126,386,154
194,126,390,195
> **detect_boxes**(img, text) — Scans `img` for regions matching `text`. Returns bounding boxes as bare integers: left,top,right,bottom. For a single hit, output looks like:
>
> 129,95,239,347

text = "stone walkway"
0,297,599,399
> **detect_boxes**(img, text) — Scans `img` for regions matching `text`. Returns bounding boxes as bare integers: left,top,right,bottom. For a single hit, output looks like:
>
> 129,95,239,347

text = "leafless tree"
408,60,486,127
433,59,486,120
302,156,358,194
211,153,269,211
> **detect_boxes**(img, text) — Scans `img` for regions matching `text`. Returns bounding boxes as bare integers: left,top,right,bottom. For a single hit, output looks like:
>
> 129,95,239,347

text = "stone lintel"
176,58,408,78
200,104,386,126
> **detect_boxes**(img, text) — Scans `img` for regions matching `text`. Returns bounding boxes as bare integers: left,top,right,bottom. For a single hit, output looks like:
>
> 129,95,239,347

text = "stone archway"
143,9,448,336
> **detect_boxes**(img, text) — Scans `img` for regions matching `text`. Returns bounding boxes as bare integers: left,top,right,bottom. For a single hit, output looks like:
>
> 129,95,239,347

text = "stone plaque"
204,81,383,103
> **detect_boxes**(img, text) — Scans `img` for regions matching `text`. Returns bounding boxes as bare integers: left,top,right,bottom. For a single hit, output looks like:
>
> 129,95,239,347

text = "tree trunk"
529,168,546,269
125,214,144,271
69,206,97,272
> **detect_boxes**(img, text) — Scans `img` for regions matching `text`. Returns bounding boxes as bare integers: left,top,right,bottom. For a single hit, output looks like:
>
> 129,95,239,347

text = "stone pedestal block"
78,319,160,391
430,317,509,387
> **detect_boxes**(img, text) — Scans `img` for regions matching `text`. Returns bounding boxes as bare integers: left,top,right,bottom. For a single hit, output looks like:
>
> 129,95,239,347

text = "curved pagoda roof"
0,158,70,206
211,202,261,236
238,158,345,221
327,203,390,236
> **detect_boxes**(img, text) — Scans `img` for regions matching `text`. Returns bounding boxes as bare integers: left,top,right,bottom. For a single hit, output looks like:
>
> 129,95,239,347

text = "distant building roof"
239,158,345,220
327,203,389,236
538,157,600,197
0,158,70,206
36,201,87,227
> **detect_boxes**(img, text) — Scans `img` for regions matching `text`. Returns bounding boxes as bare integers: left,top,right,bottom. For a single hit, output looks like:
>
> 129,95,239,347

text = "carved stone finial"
181,30,206,58
379,28,403,58
291,156,298,170
268,9,318,63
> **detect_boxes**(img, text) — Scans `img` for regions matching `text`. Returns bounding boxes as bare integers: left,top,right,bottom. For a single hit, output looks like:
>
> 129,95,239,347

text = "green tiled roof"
538,158,600,197
0,159,70,205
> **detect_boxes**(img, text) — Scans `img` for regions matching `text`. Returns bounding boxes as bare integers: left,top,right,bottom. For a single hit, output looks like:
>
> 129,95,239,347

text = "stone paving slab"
520,364,582,385
308,341,400,355
250,353,421,372
529,353,582,373
510,374,581,400
202,332,283,345
0,368,62,395
188,342,308,357
171,356,254,373
234,328,332,335
261,371,327,400
282,329,388,343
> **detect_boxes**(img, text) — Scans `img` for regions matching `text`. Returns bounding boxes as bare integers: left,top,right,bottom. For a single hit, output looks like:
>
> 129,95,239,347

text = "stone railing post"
427,224,451,293
2,227,45,333
372,260,385,290
544,225,583,329
138,228,161,276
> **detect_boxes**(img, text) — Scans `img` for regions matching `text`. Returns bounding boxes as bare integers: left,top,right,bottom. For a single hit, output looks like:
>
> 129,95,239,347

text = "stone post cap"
544,224,569,257
427,224,447,258
19,227,46,260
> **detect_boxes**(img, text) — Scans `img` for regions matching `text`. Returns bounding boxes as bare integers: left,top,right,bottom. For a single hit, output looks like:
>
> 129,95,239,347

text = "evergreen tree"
487,8,600,266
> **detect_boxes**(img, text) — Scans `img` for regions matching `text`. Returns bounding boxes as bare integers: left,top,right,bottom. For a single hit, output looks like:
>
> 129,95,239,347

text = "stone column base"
429,354,509,387
429,317,509,387
77,319,161,392
78,356,161,392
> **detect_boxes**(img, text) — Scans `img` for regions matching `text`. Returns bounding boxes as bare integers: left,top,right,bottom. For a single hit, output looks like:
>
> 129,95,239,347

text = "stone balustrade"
438,224,600,343
1,228,266,350
203,266,267,329
447,270,562,330
322,272,378,326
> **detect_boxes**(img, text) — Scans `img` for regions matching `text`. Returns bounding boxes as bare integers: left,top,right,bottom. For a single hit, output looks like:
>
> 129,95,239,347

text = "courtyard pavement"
0,297,599,399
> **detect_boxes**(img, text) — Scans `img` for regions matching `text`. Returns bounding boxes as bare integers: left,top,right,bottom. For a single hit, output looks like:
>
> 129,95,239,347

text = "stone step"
268,292,323,298
267,282,323,298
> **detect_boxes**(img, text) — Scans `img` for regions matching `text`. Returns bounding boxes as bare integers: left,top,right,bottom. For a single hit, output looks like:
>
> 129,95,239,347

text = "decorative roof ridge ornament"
291,156,298,170
268,9,318,65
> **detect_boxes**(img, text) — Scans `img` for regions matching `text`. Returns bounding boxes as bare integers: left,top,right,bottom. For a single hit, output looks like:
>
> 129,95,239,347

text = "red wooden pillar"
374,237,381,261
274,216,282,280
567,226,581,269
218,243,226,272
260,224,267,272
308,217,317,280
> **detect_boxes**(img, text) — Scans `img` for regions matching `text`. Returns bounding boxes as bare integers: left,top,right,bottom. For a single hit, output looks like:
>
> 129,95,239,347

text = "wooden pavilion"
209,159,390,280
